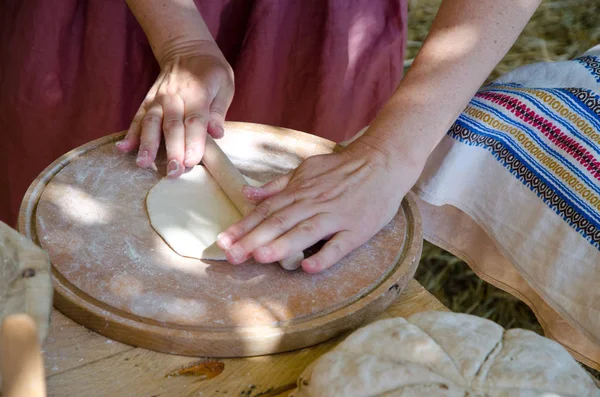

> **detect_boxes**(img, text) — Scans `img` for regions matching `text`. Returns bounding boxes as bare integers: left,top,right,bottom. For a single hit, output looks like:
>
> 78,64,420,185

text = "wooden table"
42,279,448,397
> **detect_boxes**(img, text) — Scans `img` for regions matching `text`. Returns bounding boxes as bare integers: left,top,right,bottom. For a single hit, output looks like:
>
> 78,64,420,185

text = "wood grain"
19,122,423,358
41,280,449,397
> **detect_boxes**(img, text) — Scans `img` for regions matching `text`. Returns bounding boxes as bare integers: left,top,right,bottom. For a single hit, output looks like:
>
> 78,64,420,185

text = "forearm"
364,0,541,167
126,0,217,66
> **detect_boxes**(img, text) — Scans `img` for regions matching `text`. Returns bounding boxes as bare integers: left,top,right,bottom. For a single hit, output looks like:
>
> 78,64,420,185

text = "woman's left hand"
216,138,422,273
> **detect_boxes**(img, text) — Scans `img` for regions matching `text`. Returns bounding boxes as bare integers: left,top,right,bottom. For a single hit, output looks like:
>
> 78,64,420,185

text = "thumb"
207,83,233,139
243,173,292,203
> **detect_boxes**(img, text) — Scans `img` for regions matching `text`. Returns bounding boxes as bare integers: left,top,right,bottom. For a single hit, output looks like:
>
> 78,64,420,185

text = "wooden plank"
383,279,450,317
43,311,132,377
44,280,448,397
46,344,332,397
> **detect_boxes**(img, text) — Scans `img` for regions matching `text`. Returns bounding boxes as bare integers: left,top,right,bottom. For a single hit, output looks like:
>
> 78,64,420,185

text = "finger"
242,173,292,203
253,214,338,264
207,82,234,139
159,95,186,178
207,120,225,139
119,81,160,152
117,106,145,153
224,202,321,265
302,231,359,273
136,103,163,168
216,192,296,252
183,92,211,168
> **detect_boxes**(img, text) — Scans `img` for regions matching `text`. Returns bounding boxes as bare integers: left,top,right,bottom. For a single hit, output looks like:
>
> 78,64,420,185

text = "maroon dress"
0,0,408,225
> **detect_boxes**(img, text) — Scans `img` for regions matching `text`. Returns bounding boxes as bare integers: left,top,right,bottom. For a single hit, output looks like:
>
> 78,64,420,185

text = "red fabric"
0,0,407,226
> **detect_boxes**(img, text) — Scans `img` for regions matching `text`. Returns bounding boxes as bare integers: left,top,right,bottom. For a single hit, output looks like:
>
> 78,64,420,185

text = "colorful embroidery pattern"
448,123,600,248
575,55,600,83
448,83,600,250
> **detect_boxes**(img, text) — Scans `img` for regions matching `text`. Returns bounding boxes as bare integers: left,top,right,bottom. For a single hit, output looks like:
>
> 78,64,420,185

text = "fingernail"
217,233,232,249
167,160,180,176
116,141,124,148
136,150,148,165
227,245,243,262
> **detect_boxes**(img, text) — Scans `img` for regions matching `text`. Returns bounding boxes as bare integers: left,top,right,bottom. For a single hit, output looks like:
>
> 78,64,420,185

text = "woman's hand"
116,41,234,178
216,138,423,273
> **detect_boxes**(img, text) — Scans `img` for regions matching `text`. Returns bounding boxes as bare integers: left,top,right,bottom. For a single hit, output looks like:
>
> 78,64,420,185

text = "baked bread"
291,311,599,396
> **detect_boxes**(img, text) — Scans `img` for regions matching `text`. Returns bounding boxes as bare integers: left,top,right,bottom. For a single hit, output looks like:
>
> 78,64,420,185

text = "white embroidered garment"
415,45,600,370
344,45,600,370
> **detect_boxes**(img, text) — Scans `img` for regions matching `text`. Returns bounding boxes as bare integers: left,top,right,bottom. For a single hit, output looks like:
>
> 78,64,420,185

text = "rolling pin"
203,136,304,270
0,314,46,397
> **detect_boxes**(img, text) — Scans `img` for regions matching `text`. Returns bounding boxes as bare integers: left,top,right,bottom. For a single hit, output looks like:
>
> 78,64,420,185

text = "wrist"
352,134,427,177
354,113,440,175
156,39,225,69
126,0,220,68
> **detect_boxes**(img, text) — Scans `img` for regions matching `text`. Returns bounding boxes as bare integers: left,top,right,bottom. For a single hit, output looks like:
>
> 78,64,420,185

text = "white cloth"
415,45,600,369
345,45,600,369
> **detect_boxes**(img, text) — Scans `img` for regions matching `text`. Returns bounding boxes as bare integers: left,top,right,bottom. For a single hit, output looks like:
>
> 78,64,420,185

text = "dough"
291,312,600,397
146,165,261,260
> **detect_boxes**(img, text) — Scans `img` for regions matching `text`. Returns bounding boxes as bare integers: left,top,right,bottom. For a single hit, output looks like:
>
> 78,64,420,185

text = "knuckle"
209,105,227,117
256,245,277,263
218,62,235,82
140,100,153,111
255,201,273,218
142,114,161,127
165,84,178,96
297,221,317,235
229,225,246,239
163,118,183,135
293,179,314,191
184,113,209,127
290,190,306,204
267,214,287,230
328,240,344,256
316,190,334,201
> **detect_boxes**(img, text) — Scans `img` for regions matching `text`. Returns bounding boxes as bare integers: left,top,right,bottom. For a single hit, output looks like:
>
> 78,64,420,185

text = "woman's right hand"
116,40,234,178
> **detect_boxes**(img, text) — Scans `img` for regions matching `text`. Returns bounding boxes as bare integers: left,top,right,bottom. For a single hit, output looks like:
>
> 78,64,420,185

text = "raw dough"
146,165,261,260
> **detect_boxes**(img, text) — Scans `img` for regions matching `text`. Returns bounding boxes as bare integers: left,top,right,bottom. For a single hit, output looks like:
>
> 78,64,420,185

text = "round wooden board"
19,122,422,358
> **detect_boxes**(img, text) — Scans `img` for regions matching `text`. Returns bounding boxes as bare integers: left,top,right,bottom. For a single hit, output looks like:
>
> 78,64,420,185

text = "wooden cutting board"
19,122,422,358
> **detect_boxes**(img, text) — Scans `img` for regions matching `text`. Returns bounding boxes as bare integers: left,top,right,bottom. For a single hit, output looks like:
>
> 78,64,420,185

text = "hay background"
407,0,600,379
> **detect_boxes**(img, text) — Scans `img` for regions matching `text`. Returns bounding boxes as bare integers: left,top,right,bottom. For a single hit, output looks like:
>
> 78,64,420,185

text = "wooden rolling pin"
1,314,46,397
203,136,304,270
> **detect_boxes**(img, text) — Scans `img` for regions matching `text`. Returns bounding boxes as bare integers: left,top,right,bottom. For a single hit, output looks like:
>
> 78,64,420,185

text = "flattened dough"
146,165,261,260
